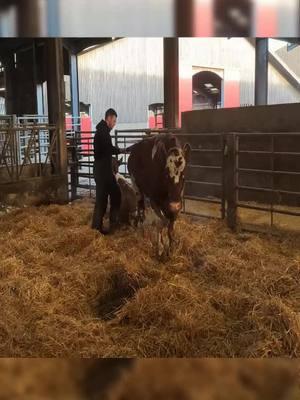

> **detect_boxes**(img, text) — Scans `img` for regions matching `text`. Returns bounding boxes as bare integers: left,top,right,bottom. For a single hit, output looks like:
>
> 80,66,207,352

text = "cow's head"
152,138,191,215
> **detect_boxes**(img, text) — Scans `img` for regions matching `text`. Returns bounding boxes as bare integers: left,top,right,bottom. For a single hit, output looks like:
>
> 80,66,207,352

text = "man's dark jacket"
94,120,119,177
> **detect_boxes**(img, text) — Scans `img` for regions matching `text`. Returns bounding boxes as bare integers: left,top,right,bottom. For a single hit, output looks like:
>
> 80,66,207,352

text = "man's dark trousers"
92,159,121,231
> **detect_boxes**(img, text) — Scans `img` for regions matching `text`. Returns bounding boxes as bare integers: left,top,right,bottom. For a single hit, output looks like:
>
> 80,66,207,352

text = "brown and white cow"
112,157,139,226
127,133,190,257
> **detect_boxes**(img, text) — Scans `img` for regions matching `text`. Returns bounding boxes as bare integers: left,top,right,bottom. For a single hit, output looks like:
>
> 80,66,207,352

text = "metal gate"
68,128,227,220
0,125,59,182
228,132,300,232
68,130,300,233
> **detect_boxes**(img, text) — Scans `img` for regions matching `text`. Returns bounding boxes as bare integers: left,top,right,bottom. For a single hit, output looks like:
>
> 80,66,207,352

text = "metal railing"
68,129,300,233
0,125,59,183
177,132,225,220
68,133,95,199
68,129,226,220
231,132,300,230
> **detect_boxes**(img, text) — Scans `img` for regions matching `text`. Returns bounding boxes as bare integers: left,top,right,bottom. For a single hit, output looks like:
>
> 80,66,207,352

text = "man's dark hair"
105,108,118,119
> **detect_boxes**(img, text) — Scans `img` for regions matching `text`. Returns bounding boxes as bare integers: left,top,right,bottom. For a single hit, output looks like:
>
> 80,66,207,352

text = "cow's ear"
183,143,191,162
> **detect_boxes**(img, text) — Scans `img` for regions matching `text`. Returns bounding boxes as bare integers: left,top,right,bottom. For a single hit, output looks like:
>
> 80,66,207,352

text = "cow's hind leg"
137,194,145,224
130,176,145,226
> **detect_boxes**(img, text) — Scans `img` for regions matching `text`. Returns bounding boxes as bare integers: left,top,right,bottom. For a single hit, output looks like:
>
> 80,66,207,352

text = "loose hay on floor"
108,359,300,400
0,359,299,400
0,199,299,357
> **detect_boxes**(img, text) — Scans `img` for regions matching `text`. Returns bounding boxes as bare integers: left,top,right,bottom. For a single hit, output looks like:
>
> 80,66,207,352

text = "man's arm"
107,133,120,155
94,130,120,157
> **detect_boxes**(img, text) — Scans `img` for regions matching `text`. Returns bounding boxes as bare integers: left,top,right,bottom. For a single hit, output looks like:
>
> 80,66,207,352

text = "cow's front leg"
167,220,176,255
151,202,169,259
157,219,170,259
157,223,165,258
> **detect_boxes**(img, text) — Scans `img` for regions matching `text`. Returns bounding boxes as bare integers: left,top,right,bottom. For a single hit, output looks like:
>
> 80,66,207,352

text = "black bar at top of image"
213,0,253,37
175,0,194,37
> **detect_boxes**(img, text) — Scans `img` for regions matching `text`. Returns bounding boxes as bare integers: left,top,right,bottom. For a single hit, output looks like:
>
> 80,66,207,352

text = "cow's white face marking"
166,150,186,184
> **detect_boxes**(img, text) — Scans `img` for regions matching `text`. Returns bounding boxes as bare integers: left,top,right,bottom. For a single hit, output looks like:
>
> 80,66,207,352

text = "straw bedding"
0,199,299,357
108,359,300,400
0,359,299,399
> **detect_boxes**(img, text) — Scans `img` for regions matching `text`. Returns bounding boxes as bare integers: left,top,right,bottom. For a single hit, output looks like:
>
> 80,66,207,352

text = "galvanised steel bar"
255,38,269,106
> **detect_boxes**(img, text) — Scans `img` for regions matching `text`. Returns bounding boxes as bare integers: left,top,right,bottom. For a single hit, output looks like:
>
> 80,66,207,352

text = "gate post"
225,134,237,231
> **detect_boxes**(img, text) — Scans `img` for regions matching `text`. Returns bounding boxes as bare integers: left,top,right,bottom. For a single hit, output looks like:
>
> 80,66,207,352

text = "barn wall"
179,38,300,109
182,103,300,133
181,104,300,206
0,164,52,183
268,64,300,105
276,46,300,78
179,38,254,108
78,38,164,127
78,38,300,128
0,175,68,207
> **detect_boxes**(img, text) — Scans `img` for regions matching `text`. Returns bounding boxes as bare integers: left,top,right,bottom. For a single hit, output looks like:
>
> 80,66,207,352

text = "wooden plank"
45,38,68,202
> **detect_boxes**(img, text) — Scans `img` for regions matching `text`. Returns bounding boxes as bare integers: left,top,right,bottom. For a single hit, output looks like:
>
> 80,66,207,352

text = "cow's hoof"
157,252,166,262
166,243,177,258
157,244,165,260
157,247,170,262
169,242,177,255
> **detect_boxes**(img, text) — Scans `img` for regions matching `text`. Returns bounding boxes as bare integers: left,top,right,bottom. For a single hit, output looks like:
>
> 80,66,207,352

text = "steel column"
70,53,80,134
255,38,269,106
225,134,237,231
163,38,179,129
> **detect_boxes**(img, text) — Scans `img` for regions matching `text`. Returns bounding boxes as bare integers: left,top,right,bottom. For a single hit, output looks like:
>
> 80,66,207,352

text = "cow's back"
128,137,163,198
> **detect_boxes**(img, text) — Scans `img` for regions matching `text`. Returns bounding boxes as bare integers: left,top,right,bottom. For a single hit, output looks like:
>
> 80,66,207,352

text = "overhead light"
204,83,213,88
0,88,6,91
210,88,219,93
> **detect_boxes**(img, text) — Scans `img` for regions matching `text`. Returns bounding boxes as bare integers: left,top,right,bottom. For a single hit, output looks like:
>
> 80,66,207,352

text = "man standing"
91,108,122,235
